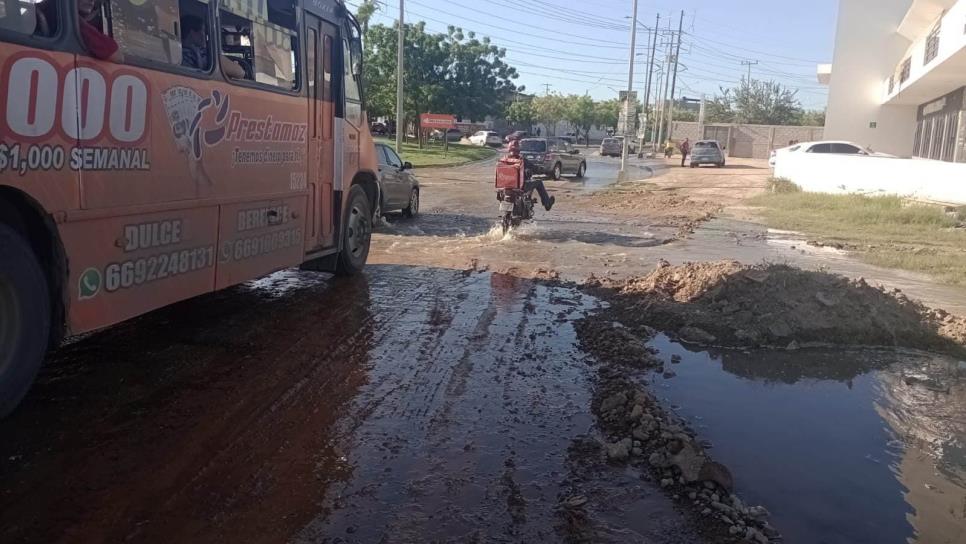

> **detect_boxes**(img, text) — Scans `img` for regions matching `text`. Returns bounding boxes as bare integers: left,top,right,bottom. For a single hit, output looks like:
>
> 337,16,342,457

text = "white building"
823,0,966,161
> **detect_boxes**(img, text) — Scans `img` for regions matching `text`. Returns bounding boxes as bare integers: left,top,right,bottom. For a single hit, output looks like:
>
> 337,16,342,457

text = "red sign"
419,113,456,129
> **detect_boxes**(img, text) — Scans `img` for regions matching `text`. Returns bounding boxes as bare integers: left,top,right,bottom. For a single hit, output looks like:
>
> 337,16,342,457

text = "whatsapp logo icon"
78,268,102,300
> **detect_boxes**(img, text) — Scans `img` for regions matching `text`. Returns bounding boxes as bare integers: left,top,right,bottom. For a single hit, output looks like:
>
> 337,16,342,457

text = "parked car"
769,140,892,168
689,140,726,168
370,122,388,136
519,137,587,180
504,130,528,142
613,136,638,154
374,143,420,218
429,128,463,142
470,130,503,147
600,138,623,157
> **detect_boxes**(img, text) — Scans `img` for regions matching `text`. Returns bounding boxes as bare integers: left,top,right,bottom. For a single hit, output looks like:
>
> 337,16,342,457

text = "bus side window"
108,0,183,65
219,0,300,90
0,0,58,38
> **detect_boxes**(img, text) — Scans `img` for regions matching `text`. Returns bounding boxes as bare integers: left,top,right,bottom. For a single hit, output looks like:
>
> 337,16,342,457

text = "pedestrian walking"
680,138,691,167
664,140,674,159
536,127,541,137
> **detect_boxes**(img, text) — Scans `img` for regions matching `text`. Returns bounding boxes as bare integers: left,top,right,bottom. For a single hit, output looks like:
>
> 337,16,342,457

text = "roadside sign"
419,113,456,129
617,91,638,136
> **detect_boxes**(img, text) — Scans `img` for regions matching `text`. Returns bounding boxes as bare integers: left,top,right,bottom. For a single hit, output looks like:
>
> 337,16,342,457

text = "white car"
769,140,893,168
469,130,502,147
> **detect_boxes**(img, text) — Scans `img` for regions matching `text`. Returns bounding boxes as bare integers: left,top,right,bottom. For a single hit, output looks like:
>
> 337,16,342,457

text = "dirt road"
2,154,965,543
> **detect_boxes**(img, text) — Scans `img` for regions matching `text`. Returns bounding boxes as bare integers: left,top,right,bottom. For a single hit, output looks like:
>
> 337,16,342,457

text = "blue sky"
348,0,838,110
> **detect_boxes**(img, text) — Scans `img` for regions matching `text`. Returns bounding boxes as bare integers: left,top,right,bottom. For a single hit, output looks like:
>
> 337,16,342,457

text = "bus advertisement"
0,0,380,416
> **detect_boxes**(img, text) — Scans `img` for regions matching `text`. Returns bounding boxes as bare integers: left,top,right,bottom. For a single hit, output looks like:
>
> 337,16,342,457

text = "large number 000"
4,57,148,143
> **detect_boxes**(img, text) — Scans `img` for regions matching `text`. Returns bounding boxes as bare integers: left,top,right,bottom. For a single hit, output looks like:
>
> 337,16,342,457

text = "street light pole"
666,10,684,143
620,0,639,175
643,13,659,150
395,0,405,151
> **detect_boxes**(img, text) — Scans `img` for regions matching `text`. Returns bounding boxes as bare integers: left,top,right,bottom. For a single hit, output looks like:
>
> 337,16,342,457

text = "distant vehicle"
519,138,587,180
689,140,726,168
430,128,463,143
613,136,638,154
600,138,623,157
769,140,893,167
504,130,528,142
375,143,420,218
370,122,388,136
470,130,503,147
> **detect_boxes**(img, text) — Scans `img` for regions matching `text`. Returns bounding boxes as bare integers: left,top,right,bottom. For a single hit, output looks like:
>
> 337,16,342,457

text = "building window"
899,58,911,83
924,21,941,64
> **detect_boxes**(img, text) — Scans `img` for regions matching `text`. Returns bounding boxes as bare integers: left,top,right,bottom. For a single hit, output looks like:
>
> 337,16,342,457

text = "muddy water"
647,335,966,544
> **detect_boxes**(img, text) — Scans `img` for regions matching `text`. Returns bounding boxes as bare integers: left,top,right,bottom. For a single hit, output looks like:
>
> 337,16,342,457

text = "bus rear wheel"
0,223,50,418
335,185,373,276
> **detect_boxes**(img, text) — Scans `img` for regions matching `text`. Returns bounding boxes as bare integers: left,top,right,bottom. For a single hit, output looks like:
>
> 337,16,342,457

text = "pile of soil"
587,260,966,355
589,191,720,237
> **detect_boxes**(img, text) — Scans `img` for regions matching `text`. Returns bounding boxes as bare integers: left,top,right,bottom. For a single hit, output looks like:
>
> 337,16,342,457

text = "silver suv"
519,138,587,179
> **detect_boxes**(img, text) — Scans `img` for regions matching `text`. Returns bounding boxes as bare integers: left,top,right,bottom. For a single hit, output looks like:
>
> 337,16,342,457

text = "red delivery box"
495,160,524,190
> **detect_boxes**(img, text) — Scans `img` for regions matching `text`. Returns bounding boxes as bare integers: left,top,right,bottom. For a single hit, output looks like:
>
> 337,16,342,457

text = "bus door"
304,13,337,251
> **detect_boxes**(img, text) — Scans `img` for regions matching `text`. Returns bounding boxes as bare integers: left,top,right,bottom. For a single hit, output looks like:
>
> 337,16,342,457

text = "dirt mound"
589,191,720,238
588,260,966,355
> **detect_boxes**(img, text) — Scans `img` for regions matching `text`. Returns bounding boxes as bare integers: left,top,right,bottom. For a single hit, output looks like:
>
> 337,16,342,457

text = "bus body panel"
77,63,310,210
62,206,220,333
214,195,307,290
0,46,81,213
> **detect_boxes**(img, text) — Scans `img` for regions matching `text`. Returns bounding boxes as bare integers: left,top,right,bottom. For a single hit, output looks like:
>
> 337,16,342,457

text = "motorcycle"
495,159,535,235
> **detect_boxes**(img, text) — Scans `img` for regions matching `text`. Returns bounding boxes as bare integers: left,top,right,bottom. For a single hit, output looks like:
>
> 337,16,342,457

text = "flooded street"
648,336,966,544
3,156,966,543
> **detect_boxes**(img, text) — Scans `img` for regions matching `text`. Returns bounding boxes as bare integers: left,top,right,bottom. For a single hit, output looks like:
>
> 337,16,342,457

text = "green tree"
355,0,380,34
798,109,826,127
532,93,567,136
710,79,803,125
564,94,596,147
362,22,520,144
594,98,619,133
505,99,534,131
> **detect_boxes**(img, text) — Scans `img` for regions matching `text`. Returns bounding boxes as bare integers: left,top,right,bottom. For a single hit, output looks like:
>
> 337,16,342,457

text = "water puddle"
646,335,966,544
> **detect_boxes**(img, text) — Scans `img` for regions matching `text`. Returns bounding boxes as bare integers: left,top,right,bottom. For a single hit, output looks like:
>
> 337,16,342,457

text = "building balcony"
882,0,966,105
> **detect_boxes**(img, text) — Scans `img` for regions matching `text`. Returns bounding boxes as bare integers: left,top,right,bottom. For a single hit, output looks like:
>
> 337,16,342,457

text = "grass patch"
750,191,966,285
375,137,497,168
767,177,801,194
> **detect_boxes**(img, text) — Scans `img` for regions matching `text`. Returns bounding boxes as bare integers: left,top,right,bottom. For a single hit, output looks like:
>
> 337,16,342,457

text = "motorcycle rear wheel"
501,212,512,236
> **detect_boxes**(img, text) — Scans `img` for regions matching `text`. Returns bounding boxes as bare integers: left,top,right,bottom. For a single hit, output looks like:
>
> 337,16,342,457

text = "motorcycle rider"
504,139,555,211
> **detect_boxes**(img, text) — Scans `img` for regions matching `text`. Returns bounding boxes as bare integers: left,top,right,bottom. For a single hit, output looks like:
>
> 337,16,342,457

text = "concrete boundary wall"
672,122,824,159
773,153,966,205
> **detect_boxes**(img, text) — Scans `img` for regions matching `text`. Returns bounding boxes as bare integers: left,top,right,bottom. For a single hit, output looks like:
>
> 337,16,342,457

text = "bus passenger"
78,0,123,62
181,15,246,79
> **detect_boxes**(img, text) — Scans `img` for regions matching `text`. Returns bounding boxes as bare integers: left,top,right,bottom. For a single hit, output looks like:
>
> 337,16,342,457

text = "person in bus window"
78,0,123,62
181,15,246,78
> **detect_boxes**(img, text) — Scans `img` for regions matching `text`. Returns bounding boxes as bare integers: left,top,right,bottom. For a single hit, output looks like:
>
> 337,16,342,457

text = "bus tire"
0,223,50,418
335,185,372,276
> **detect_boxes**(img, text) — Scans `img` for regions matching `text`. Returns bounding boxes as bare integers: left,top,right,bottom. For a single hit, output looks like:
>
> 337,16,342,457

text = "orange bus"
0,0,380,416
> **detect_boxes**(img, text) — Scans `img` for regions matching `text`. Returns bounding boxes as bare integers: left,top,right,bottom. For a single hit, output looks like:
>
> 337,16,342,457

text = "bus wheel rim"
0,275,21,376
347,205,370,257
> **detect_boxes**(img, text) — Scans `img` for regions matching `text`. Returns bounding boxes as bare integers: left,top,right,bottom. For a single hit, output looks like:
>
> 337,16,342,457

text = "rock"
648,452,669,468
700,461,734,492
679,326,717,344
746,505,770,520
632,447,643,456
729,525,743,536
745,527,769,544
710,493,720,503
734,329,761,343
743,270,770,283
767,320,792,339
786,340,800,350
660,478,673,488
815,291,837,307
600,392,627,414
701,508,712,516
632,427,651,441
662,370,677,379
721,515,734,525
629,404,644,420
564,495,588,508
670,442,706,483
606,438,632,461
711,501,736,516
688,492,697,500
670,354,682,364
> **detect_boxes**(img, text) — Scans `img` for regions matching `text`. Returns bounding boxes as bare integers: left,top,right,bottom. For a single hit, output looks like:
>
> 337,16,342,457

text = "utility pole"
741,59,759,82
666,10,684,142
642,13,659,149
619,0,639,175
542,83,552,95
395,0,405,151
655,18,673,151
